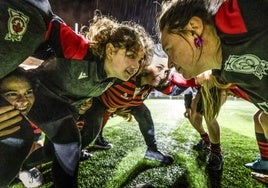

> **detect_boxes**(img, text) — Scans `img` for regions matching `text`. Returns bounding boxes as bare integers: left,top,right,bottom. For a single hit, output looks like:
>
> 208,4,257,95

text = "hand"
78,98,93,115
0,105,22,138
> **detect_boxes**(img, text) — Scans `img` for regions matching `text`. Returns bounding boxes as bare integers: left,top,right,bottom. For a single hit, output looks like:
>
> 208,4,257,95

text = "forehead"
127,47,145,58
1,76,31,91
151,55,168,68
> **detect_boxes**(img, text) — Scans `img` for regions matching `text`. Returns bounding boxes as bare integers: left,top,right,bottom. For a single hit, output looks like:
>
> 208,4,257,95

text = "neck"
103,59,112,78
140,75,148,86
202,25,222,70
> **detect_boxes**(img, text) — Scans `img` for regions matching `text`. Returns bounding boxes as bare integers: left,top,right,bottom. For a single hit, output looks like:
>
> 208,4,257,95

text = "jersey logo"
121,93,128,100
78,71,88,79
224,54,268,80
5,8,29,42
133,87,141,98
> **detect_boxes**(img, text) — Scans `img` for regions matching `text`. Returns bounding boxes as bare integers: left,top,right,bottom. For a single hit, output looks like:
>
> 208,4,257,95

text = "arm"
23,0,89,60
156,71,195,95
46,19,89,59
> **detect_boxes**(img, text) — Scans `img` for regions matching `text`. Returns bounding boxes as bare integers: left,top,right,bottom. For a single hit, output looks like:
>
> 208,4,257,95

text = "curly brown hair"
81,13,154,70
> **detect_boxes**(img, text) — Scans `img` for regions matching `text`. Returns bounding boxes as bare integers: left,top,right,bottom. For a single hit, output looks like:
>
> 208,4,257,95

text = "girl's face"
161,27,202,79
0,76,35,116
142,55,169,87
108,47,145,81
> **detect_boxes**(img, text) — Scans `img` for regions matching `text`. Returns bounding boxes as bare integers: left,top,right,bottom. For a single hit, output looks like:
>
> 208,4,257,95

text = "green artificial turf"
9,99,266,188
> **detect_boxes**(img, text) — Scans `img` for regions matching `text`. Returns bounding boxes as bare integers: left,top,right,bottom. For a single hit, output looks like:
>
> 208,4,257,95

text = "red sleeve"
171,72,197,87
160,82,175,95
229,84,251,102
46,20,89,59
215,0,247,34
59,23,89,59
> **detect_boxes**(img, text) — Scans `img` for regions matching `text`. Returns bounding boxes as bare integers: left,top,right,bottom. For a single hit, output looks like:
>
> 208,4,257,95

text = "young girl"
0,68,43,187
158,0,268,172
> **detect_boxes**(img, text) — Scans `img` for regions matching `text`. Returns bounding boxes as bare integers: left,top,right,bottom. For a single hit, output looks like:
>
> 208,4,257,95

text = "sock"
210,143,221,153
256,133,268,161
200,133,210,142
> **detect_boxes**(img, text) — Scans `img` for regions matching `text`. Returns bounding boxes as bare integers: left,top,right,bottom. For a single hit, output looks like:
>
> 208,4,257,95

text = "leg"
189,93,210,151
206,118,223,171
28,88,81,187
245,110,268,172
0,118,34,187
131,103,174,165
93,110,113,150
194,92,222,171
80,98,106,149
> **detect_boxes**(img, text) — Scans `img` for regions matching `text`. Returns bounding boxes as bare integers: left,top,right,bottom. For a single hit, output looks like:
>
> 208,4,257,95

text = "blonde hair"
200,75,231,123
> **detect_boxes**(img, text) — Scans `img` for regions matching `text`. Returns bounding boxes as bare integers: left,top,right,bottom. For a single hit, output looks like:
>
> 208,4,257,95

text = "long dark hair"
158,0,223,34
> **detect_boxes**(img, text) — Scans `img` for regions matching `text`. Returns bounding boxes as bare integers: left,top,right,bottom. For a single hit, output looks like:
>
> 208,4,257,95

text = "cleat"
144,148,174,165
18,167,43,188
93,135,113,150
80,149,92,161
245,158,268,172
206,152,223,171
193,139,210,151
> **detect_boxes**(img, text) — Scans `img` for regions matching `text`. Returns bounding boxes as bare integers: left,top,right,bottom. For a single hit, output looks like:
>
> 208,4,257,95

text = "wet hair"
158,0,226,122
200,75,231,122
153,43,168,59
158,0,223,35
133,22,155,70
81,11,154,70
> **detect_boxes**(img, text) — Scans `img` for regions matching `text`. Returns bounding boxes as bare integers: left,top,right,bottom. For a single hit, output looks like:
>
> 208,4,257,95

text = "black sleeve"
184,88,193,109
23,0,53,26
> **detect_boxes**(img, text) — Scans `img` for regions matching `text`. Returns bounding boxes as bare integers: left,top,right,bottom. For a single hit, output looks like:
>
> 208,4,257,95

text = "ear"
186,16,204,36
105,43,115,59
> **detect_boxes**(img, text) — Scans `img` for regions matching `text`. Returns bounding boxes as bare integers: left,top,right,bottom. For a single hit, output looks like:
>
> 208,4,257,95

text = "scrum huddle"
0,0,267,187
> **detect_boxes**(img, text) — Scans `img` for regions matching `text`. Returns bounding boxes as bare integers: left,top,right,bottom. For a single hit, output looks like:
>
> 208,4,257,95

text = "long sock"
210,143,221,153
256,133,268,161
201,133,210,142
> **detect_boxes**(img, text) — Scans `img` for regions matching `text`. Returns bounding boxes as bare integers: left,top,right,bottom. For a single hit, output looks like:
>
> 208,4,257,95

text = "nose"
131,63,140,72
133,60,140,69
16,94,30,105
159,70,167,80
15,96,29,109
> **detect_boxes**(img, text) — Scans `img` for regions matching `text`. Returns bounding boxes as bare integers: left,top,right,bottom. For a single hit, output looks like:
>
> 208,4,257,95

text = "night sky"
50,0,163,42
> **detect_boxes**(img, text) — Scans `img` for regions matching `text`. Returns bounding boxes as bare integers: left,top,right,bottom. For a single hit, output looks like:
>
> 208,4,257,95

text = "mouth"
17,106,28,111
17,106,29,115
126,69,135,77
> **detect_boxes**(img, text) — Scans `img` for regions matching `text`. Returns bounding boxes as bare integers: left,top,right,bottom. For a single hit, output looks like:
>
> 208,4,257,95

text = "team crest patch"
5,8,29,42
224,54,268,80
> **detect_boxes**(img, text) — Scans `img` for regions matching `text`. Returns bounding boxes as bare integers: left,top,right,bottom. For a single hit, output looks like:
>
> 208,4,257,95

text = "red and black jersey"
99,76,153,109
100,71,196,109
214,0,268,113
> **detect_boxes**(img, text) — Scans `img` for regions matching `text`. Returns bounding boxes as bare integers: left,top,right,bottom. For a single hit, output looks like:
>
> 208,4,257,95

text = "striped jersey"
99,76,153,109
